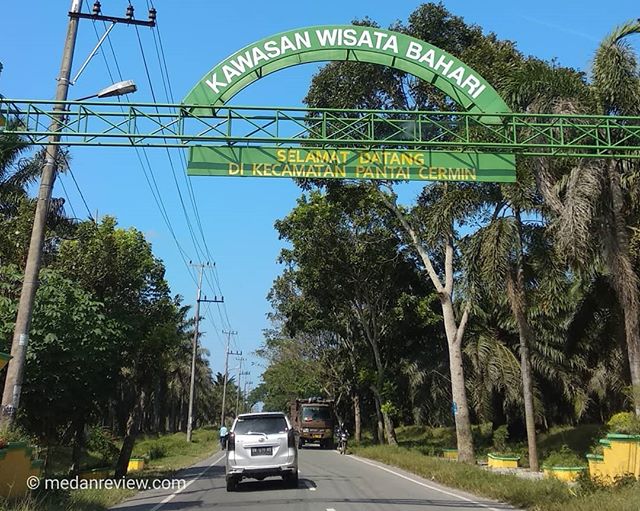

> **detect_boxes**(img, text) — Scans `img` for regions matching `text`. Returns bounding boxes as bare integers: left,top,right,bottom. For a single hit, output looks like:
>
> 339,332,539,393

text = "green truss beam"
2,99,640,158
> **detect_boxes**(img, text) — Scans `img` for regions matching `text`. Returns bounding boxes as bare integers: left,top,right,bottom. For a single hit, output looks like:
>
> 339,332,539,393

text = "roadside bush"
543,445,586,467
353,444,640,511
471,423,493,449
0,424,36,449
492,425,509,452
146,441,168,460
86,427,119,465
607,412,640,434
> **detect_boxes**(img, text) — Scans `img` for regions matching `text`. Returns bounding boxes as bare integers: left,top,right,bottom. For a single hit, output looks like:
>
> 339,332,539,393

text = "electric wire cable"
93,2,237,341
90,17,199,285
142,5,236,335
57,176,78,219
68,167,93,220
134,24,210,266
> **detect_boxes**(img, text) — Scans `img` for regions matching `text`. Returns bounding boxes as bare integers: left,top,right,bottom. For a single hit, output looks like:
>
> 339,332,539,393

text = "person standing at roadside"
219,424,229,450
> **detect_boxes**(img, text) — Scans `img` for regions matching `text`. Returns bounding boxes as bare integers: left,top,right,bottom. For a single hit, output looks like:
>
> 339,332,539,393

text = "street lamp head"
75,80,137,101
96,80,137,99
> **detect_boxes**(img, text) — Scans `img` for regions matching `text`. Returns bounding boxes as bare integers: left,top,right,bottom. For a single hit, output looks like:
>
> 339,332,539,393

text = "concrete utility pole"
187,262,223,442
220,330,239,426
235,358,249,416
0,0,156,427
186,264,204,443
244,380,253,413
0,0,84,425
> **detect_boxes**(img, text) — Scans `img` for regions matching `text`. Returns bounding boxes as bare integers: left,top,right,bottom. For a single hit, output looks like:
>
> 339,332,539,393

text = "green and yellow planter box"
441,448,458,460
0,352,11,371
128,457,146,472
543,465,587,482
603,433,640,478
587,454,607,480
0,442,42,498
79,467,112,480
585,434,640,482
487,453,520,469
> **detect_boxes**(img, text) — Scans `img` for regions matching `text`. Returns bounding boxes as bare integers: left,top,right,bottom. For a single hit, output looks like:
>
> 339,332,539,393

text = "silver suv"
225,412,299,491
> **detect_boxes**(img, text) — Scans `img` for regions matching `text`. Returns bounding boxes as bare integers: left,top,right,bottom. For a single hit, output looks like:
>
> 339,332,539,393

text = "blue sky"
1,0,639,390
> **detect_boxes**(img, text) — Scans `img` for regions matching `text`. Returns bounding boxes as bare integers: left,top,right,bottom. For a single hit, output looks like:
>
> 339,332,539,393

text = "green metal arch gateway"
183,25,511,117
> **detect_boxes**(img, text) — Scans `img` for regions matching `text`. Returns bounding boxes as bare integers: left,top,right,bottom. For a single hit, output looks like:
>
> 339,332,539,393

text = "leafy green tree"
254,333,324,413
54,217,176,476
302,2,533,462
462,161,547,469
273,185,430,444
0,265,118,470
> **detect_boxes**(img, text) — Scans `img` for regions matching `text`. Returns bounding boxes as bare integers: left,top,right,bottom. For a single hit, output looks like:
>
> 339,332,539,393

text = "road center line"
350,455,504,511
149,452,226,511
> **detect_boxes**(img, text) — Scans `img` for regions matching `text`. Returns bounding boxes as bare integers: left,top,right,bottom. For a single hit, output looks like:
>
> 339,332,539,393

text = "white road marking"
326,508,336,511
149,453,226,511
350,455,504,511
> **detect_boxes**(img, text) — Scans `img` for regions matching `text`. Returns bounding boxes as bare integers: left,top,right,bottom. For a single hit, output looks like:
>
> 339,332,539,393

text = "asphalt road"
111,448,516,511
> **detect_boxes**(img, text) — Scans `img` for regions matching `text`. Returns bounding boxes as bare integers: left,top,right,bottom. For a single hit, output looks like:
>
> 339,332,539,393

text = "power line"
67,166,93,220
89,17,198,285
147,6,217,275
203,302,226,350
138,10,236,333
57,176,77,219
134,25,209,265
58,152,94,221
91,5,237,343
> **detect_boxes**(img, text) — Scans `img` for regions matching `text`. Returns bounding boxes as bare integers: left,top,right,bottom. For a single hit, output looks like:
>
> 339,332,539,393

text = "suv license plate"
251,447,273,456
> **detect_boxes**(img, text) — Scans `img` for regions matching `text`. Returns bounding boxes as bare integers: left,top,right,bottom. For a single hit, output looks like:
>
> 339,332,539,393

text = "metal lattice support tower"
2,99,640,158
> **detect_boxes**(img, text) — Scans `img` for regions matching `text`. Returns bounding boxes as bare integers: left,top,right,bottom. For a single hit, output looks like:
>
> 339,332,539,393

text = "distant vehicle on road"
225,412,299,491
337,423,349,455
289,398,335,449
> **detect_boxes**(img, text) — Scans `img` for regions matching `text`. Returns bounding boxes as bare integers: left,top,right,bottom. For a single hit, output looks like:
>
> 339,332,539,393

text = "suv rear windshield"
302,406,332,421
234,416,288,435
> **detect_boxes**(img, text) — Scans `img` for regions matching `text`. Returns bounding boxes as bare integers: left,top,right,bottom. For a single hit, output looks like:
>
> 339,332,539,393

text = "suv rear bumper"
227,463,297,480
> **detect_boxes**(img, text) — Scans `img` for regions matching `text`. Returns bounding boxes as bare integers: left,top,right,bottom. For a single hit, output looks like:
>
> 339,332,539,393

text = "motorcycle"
337,431,349,455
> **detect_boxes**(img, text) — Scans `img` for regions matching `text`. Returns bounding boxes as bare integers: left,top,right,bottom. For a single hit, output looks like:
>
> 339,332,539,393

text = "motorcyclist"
337,422,349,454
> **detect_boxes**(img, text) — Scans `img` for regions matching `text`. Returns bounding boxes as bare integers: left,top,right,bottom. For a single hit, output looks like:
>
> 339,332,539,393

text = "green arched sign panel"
183,25,515,183
183,25,510,116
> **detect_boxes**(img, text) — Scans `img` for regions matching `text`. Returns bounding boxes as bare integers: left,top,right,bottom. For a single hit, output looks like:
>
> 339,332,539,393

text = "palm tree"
463,181,542,469
530,20,640,414
0,123,72,266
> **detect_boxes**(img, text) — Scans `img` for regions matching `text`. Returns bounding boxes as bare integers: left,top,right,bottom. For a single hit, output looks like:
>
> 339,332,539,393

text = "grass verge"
352,444,640,511
0,428,218,511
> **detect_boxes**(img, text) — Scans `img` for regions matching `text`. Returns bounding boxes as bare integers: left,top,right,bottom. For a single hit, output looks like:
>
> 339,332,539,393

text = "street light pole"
0,1,150,426
0,0,84,425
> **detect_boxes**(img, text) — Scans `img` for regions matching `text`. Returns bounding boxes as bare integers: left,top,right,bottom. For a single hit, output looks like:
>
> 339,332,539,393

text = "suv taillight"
288,429,296,449
227,432,235,451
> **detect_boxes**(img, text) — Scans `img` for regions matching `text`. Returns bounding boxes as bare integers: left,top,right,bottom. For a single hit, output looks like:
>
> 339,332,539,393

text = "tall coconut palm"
530,21,640,414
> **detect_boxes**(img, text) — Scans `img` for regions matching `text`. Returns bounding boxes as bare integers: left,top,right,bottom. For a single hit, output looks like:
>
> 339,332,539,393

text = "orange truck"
289,398,335,449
